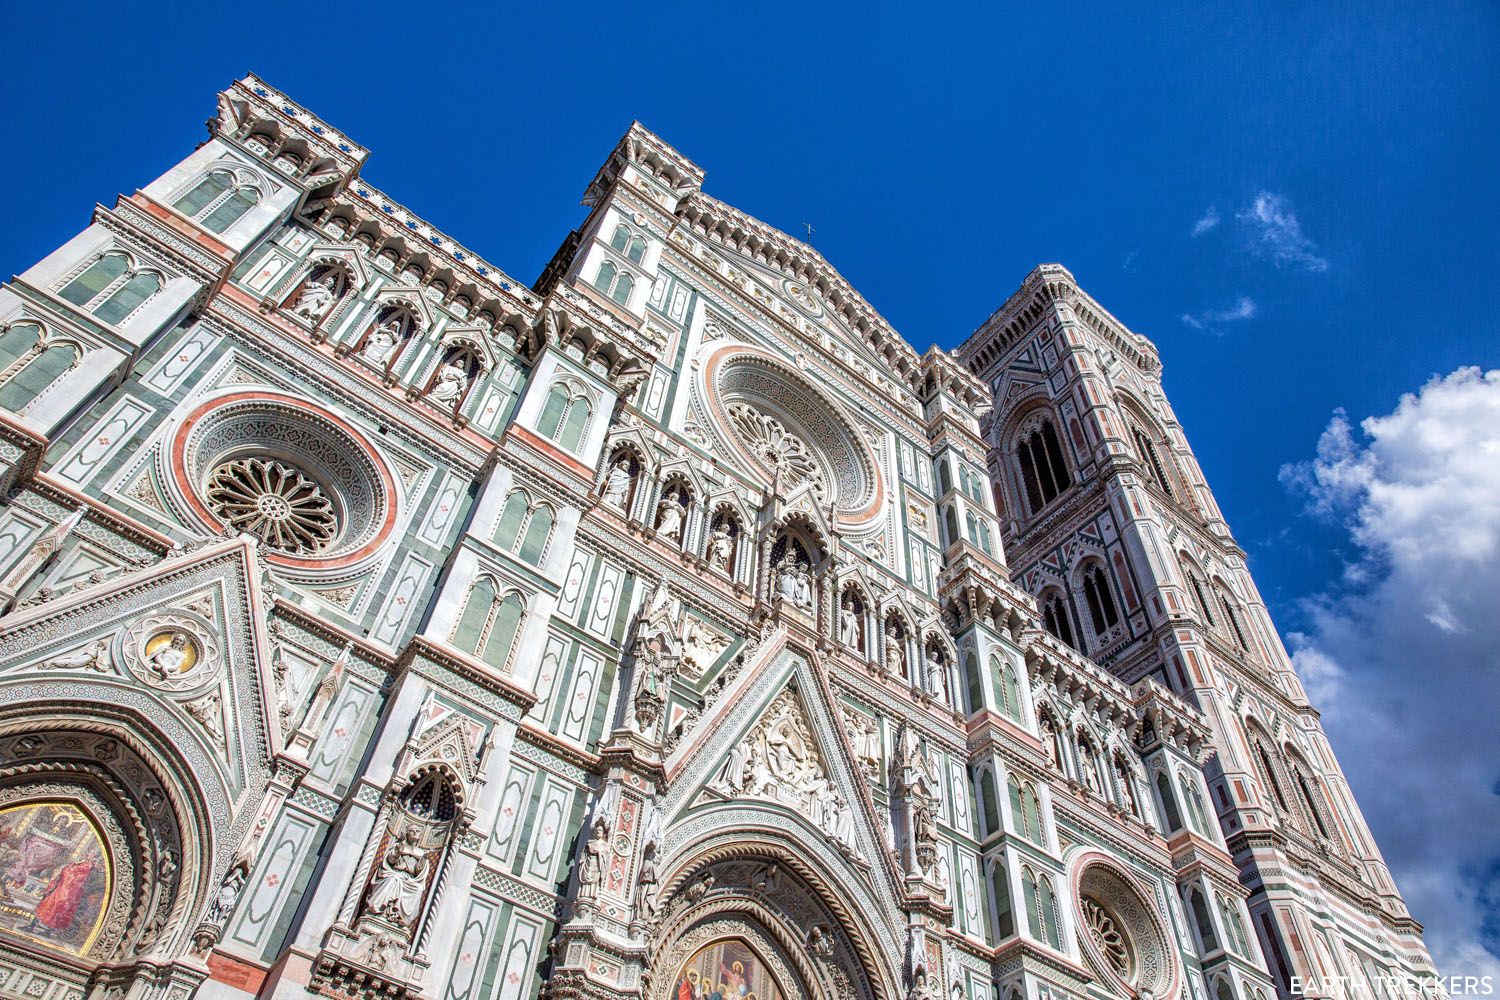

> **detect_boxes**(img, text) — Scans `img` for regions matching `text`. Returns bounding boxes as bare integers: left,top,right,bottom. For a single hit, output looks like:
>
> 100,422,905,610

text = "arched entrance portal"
646,852,892,1000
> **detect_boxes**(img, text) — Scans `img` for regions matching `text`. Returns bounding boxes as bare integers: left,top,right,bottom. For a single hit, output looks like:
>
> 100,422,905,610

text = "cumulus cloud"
1180,295,1257,332
1279,367,1500,979
1192,206,1221,237
1238,191,1329,271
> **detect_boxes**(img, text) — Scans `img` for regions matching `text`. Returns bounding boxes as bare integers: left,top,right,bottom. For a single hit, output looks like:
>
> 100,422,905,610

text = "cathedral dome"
701,346,882,523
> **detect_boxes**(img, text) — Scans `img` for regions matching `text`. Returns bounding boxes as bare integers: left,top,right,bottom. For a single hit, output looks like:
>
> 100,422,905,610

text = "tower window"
1132,426,1176,498
1081,564,1121,638
1016,418,1070,514
1041,592,1076,649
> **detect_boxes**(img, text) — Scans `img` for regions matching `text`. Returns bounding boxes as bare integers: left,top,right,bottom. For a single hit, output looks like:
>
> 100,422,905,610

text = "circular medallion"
1072,854,1178,1000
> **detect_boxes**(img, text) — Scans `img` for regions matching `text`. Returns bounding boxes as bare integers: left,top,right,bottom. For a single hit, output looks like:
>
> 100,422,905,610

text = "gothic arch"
650,833,898,1000
0,706,218,970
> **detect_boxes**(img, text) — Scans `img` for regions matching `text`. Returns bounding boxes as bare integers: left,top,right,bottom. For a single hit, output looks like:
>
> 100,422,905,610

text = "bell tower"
958,264,1439,999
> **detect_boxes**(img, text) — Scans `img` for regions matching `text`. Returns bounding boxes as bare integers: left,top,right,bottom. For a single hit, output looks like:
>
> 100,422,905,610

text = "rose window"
727,403,827,501
1082,897,1131,979
1074,860,1176,998
206,457,337,554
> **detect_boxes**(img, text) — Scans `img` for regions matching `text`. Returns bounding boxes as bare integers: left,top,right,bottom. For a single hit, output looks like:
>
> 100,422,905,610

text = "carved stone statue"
145,633,191,679
602,459,632,509
292,273,338,322
634,841,659,926
364,828,428,928
427,358,470,406
578,818,609,901
911,966,935,1000
925,648,949,703
41,637,111,673
681,617,728,675
205,865,247,925
363,318,403,366
824,790,857,853
883,623,905,677
840,603,861,650
706,524,734,572
656,488,685,542
777,556,813,609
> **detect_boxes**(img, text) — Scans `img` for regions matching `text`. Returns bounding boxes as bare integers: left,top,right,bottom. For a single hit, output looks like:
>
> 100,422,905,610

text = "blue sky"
3,0,1497,977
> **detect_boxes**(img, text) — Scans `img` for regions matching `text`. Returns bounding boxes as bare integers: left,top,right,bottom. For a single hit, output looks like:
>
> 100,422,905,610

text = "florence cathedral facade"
0,75,1439,1000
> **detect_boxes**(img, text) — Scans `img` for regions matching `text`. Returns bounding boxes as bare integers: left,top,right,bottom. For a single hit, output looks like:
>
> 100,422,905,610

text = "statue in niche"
910,965,935,1000
777,556,812,609
363,317,403,366
655,488,685,542
427,357,470,407
577,818,609,902
706,523,735,572
292,272,338,322
839,600,862,650
634,841,659,926
364,828,428,928
204,865,247,925
602,458,633,509
883,622,906,677
824,790,857,853
925,648,949,703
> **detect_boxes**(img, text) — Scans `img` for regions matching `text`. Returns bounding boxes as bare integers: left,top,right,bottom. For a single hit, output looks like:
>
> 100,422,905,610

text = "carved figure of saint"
363,319,403,366
292,273,338,322
913,797,938,848
578,819,609,897
706,524,734,571
364,828,428,927
145,633,190,679
926,649,949,702
656,489,685,542
793,561,813,608
635,842,659,923
602,459,632,509
883,624,905,677
206,866,247,924
427,359,470,406
840,604,861,650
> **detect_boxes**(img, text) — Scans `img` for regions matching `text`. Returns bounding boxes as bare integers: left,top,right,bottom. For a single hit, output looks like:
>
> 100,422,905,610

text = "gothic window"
1021,866,1061,949
0,323,80,414
938,461,953,495
399,770,458,822
1007,775,1043,844
1188,887,1220,955
1015,416,1070,514
1081,563,1121,639
1187,570,1215,625
1249,735,1291,815
1217,591,1249,650
539,382,593,452
965,509,979,546
998,660,1023,723
989,858,1016,938
1218,897,1251,957
493,491,555,567
452,578,525,671
172,167,263,234
58,252,163,325
609,224,647,264
592,257,636,305
1286,753,1334,841
977,519,994,557
1215,979,1235,1000
1132,425,1176,498
1156,771,1183,831
1040,591,1077,649
977,768,1000,836
943,505,960,547
1181,770,1212,835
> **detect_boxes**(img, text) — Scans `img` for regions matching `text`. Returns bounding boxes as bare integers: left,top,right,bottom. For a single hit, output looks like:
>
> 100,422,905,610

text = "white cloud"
1192,206,1221,237
1238,191,1329,271
1180,295,1257,332
1280,366,1500,979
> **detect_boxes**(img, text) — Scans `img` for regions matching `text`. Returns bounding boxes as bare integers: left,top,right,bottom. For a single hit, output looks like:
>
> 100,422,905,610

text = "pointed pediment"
0,537,279,816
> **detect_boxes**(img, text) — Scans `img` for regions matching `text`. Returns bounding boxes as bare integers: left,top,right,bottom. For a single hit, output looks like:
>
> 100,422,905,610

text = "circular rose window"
701,347,882,523
205,457,338,554
170,392,397,569
1073,856,1178,1000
